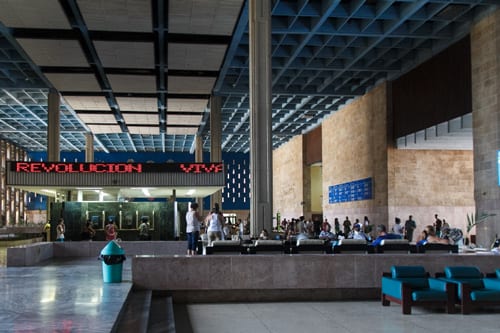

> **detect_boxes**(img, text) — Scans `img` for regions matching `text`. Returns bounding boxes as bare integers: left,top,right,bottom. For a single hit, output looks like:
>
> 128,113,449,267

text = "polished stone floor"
177,301,500,333
0,257,132,333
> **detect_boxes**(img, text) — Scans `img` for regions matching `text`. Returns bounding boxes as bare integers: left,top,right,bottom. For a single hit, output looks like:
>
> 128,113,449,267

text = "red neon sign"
13,162,224,174
15,162,142,173
179,163,223,173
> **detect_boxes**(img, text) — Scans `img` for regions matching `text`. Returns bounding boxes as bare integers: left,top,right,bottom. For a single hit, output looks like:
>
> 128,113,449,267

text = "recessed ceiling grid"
210,0,496,152
0,88,91,151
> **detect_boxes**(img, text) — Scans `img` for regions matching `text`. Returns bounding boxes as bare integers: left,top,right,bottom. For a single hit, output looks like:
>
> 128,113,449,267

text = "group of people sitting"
278,215,463,248
278,216,373,242
371,223,463,247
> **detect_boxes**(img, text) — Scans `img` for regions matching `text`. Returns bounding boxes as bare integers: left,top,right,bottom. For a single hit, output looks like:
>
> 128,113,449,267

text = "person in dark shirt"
370,224,402,246
343,216,352,235
404,215,417,241
434,214,443,237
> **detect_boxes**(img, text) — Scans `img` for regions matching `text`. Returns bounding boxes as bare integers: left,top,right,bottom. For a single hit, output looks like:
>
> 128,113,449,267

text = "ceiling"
0,0,497,155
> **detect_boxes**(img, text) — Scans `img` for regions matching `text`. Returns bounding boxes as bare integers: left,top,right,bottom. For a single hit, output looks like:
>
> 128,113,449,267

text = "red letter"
180,163,195,173
16,162,30,172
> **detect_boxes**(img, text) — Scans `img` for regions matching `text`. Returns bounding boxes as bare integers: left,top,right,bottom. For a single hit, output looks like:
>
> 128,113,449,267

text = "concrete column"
249,0,273,236
195,134,203,163
85,132,94,162
195,135,205,216
47,89,60,161
210,95,222,210
470,9,500,247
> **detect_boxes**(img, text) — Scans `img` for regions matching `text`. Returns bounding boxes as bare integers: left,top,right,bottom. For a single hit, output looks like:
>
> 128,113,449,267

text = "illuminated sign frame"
12,162,224,174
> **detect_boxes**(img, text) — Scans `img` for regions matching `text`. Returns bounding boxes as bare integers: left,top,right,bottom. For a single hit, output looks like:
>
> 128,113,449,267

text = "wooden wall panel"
392,36,472,138
304,125,322,165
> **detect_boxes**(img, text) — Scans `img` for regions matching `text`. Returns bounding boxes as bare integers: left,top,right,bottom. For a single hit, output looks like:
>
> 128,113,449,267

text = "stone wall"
272,135,304,220
387,148,474,238
6,241,188,266
321,83,389,225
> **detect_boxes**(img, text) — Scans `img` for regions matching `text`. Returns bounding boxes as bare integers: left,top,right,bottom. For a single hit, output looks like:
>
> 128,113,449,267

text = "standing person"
313,217,321,238
322,219,331,233
238,218,244,237
105,221,117,241
56,218,65,242
138,217,150,240
404,215,417,242
434,214,443,237
43,220,51,242
442,219,450,230
363,216,371,233
206,205,223,245
186,202,201,255
81,220,95,241
392,217,404,236
334,218,340,235
343,216,351,236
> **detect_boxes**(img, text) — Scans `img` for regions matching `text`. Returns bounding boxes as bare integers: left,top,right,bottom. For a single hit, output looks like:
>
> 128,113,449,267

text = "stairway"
113,290,176,333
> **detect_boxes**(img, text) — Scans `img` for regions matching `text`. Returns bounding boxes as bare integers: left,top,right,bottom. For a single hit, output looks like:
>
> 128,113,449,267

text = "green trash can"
99,241,126,283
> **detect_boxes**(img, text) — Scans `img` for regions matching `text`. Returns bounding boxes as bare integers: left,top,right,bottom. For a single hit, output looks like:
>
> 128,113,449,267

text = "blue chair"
441,266,500,314
381,266,455,314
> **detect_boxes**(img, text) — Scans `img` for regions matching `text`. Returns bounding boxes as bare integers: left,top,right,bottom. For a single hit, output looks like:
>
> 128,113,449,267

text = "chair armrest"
381,277,404,299
428,277,451,292
483,278,500,290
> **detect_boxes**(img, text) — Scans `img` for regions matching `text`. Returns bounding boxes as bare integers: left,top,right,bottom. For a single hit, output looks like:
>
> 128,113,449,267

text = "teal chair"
381,266,455,314
442,266,500,314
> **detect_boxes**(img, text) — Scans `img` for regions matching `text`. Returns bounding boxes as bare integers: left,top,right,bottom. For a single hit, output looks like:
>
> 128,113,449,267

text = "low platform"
132,252,500,303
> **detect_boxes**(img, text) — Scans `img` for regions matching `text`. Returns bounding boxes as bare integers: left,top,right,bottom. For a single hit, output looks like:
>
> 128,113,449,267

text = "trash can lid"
100,240,125,255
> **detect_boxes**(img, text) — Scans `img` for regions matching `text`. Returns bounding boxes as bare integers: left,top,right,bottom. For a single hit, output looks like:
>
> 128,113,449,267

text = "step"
113,289,152,333
148,294,176,333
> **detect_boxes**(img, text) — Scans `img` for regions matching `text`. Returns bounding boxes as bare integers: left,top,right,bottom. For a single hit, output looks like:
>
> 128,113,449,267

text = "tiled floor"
178,301,500,333
0,257,132,333
1,257,500,333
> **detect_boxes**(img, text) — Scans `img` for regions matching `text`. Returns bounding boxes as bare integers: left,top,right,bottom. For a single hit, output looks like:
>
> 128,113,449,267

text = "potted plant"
466,212,496,246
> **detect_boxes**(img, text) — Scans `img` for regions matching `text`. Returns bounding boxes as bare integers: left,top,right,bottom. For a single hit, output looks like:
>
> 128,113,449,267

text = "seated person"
223,222,232,240
369,224,402,246
319,230,335,240
295,231,309,241
258,228,269,240
319,223,335,240
349,223,369,241
416,225,450,246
